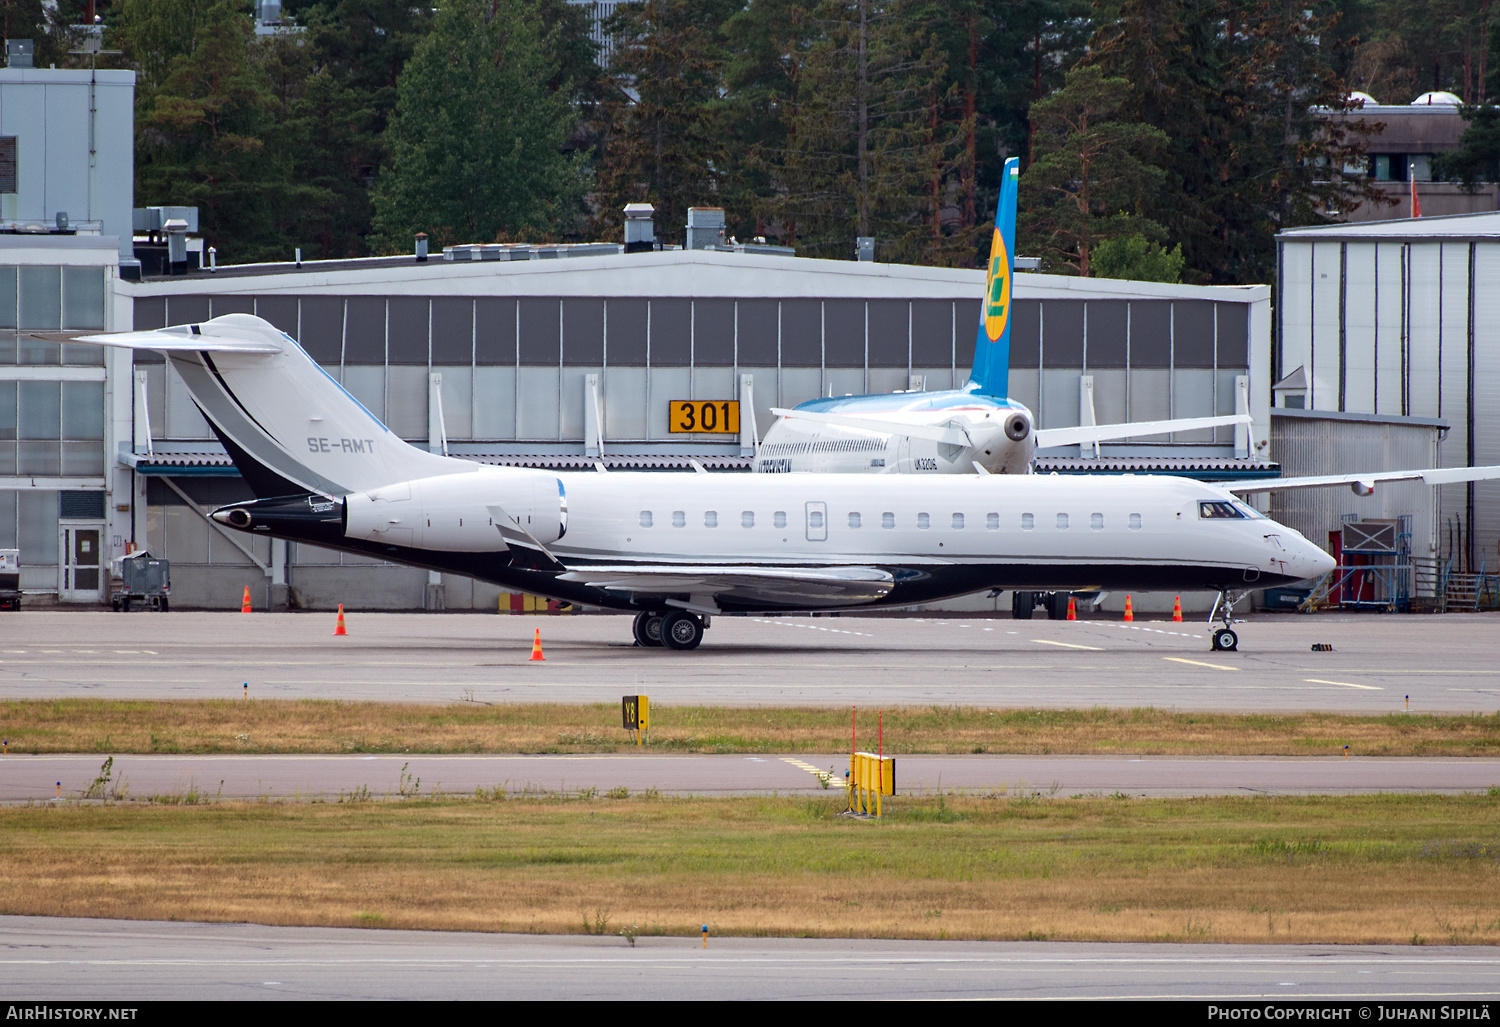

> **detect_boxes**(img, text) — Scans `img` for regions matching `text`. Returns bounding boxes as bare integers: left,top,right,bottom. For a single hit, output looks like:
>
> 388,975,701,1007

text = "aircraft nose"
1301,540,1336,579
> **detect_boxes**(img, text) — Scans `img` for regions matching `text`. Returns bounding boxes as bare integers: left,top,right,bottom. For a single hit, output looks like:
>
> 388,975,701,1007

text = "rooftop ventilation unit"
624,203,655,253
685,207,726,250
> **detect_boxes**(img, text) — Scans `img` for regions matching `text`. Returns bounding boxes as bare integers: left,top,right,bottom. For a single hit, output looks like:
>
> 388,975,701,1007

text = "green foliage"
1091,235,1184,283
1018,65,1168,277
773,0,962,262
592,0,737,246
1433,105,1500,188
370,0,588,250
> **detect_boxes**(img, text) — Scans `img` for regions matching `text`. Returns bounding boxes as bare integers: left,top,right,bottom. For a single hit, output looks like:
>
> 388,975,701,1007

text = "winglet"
967,157,1019,399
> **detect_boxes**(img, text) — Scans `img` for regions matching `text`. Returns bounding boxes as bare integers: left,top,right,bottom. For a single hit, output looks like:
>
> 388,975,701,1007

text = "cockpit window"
1198,501,1247,519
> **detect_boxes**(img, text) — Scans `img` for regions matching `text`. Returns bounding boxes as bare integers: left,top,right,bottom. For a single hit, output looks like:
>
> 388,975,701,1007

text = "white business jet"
80,315,1344,652
753,156,1253,476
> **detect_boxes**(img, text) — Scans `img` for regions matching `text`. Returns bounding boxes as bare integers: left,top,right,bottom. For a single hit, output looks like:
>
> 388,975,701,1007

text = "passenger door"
805,501,827,542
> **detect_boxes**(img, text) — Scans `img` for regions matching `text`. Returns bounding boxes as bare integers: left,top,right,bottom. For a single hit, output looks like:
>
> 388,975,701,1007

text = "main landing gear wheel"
632,611,665,647
660,610,705,650
1010,590,1034,620
1211,628,1238,652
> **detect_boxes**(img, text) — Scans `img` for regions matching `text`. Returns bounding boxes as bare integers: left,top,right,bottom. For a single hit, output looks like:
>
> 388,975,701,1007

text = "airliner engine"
343,471,566,550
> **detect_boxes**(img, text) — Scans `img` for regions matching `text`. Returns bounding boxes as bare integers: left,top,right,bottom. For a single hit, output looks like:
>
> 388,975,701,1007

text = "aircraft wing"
555,564,895,607
1034,413,1252,449
768,408,969,447
75,324,283,354
1224,465,1500,495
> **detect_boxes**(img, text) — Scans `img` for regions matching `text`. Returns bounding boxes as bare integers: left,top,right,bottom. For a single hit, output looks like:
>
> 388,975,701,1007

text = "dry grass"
3,793,1499,944
3,699,1500,757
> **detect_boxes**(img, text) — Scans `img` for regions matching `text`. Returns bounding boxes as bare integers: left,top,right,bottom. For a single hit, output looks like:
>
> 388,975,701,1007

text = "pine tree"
1017,65,1168,276
370,0,588,251
592,0,737,246
774,0,956,261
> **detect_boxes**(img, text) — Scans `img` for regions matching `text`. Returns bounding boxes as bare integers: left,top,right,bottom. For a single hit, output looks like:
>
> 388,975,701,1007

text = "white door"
58,523,104,603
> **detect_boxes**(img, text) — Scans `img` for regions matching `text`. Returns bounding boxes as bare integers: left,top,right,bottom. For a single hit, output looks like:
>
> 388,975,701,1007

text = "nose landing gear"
1209,590,1246,652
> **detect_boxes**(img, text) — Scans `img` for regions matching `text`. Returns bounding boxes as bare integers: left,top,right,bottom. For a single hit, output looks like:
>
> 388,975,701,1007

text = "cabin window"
1090,512,1104,530
986,513,999,530
639,511,653,528
704,511,718,528
1056,513,1069,530
809,510,824,530
1021,513,1034,530
672,510,686,528
848,512,861,528
1129,513,1142,530
952,513,965,529
774,511,787,529
917,512,930,529
1198,501,1247,519
742,511,755,528
882,512,895,529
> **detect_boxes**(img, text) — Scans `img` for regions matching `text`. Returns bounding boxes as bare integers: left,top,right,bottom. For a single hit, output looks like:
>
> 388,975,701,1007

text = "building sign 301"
668,400,740,434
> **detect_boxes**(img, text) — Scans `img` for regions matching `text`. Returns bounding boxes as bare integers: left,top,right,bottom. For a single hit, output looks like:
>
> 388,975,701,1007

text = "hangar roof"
125,248,1267,304
1278,210,1500,242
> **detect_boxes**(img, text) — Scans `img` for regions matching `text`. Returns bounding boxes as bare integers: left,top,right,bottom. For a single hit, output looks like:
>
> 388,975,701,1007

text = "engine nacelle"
344,471,566,551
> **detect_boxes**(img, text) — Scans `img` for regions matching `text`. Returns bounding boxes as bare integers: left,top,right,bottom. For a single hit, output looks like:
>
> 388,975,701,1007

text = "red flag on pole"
1410,166,1421,218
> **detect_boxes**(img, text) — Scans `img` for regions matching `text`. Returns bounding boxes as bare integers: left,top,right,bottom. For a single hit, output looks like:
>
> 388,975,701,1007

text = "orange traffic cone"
333,604,347,636
528,628,545,662
1066,596,1076,621
1123,595,1134,622
1172,595,1183,622
241,586,252,613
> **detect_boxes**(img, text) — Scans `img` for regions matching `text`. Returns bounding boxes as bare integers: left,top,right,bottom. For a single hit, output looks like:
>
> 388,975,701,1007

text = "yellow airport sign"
669,400,740,434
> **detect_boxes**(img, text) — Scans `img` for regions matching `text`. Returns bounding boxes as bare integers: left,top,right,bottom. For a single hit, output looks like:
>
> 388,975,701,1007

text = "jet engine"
343,471,566,551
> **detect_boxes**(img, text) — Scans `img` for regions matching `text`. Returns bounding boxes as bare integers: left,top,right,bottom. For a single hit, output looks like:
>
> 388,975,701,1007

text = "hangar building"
1276,211,1500,593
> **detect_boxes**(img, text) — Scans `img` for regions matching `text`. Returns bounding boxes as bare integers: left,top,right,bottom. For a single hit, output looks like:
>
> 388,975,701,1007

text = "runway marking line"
1305,678,1382,691
781,757,835,787
1163,657,1239,671
1030,639,1104,651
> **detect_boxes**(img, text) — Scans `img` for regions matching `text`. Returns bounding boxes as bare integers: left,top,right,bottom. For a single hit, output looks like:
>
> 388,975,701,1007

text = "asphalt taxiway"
7,752,1500,801
3,917,1497,1000
0,610,1496,712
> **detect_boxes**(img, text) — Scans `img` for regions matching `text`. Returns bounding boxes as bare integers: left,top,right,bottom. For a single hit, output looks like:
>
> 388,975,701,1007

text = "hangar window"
774,510,787,529
1129,513,1142,530
951,513,964,529
917,512,930,529
881,512,895,529
672,510,686,527
1090,512,1104,530
704,511,718,528
986,513,999,530
639,511,653,528
1021,513,1034,530
1056,513,1069,530
1198,501,1246,520
848,512,861,528
742,511,754,528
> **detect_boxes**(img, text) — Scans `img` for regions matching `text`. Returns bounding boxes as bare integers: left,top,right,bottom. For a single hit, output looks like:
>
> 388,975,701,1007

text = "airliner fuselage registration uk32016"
81,316,1334,653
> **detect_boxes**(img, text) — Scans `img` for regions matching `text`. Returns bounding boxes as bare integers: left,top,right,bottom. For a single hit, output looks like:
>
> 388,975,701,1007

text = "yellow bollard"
1344,745,1349,760
702,924,708,948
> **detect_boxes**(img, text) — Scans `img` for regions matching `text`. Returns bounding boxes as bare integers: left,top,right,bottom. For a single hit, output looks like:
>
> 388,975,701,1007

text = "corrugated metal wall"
1279,235,1500,573
1269,413,1441,561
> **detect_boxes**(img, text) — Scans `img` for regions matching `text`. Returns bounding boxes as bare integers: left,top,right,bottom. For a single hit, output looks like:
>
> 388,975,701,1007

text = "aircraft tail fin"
79,314,470,498
966,156,1019,399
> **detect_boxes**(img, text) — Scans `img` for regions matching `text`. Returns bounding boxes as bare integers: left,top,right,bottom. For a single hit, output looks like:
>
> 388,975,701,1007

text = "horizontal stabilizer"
556,564,895,607
1227,465,1500,495
1035,413,1252,449
75,323,283,354
769,408,969,447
